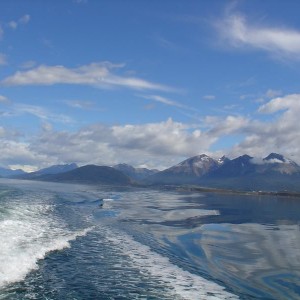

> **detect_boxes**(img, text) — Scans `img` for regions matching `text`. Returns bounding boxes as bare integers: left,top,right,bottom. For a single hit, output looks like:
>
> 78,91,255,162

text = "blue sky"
1,0,300,171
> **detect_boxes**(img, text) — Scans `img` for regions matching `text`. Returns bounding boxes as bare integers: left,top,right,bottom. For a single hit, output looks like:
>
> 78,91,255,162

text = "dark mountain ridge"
36,165,132,185
0,167,26,178
113,163,158,181
13,163,78,179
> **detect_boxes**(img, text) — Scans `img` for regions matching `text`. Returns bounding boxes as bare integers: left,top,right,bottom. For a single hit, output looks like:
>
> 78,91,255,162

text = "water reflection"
109,190,300,299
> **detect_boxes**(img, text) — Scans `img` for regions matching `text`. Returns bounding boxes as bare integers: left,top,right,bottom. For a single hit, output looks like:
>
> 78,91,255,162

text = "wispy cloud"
0,26,3,40
8,14,31,30
65,99,96,110
139,94,194,110
216,11,300,60
1,103,72,124
7,21,17,30
1,62,174,92
203,95,216,100
19,15,30,25
0,95,10,104
74,0,88,4
265,89,282,98
15,104,73,124
0,53,7,65
20,60,37,69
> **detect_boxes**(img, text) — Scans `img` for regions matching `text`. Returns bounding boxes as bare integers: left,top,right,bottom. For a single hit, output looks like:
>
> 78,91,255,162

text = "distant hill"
146,153,300,192
0,167,26,178
35,165,132,185
113,163,158,181
14,163,78,179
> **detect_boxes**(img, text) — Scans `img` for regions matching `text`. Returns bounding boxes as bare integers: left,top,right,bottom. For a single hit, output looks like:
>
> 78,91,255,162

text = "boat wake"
101,226,238,300
0,198,92,288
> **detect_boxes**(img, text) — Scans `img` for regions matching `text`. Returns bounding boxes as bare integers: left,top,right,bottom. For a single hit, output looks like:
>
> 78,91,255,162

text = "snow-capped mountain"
168,154,220,176
146,154,223,184
146,153,300,191
260,153,299,175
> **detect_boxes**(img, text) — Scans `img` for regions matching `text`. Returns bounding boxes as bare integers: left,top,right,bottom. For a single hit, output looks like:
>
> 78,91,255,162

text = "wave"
101,226,238,300
0,200,92,288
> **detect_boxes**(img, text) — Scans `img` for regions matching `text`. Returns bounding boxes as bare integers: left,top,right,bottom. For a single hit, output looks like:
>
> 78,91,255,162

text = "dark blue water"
0,179,299,299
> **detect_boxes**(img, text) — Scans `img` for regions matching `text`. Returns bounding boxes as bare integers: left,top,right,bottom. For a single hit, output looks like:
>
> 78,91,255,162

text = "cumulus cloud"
216,11,300,59
206,115,249,136
1,62,174,92
0,94,299,170
230,94,300,160
29,118,217,169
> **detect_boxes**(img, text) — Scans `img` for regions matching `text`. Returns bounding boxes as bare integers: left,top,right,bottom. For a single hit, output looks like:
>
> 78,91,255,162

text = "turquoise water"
0,178,299,299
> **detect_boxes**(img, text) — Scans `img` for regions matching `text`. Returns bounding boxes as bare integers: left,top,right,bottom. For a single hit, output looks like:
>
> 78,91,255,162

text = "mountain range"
1,153,299,192
146,153,300,191
13,163,78,180
0,167,26,178
113,163,158,181
35,165,132,185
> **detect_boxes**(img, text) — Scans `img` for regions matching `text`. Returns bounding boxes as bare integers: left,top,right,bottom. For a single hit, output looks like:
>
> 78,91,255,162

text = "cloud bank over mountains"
0,93,299,170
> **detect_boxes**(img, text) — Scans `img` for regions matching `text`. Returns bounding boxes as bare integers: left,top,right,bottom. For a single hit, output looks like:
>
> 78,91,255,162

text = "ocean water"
0,179,299,299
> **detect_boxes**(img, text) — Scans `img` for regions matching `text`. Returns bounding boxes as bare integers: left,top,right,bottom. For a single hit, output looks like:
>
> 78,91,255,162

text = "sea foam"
0,201,91,287
102,226,238,300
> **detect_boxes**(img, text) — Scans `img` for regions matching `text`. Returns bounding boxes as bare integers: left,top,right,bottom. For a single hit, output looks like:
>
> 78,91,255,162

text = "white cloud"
217,12,300,59
206,115,249,136
230,94,300,160
0,25,3,40
2,62,174,92
0,94,299,169
26,118,217,169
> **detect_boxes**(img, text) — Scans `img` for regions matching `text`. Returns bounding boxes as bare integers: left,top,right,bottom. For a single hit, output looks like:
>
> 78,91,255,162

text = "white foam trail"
0,202,92,287
102,227,238,300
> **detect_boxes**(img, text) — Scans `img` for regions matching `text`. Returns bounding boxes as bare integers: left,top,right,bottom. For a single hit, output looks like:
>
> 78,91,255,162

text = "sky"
1,0,300,171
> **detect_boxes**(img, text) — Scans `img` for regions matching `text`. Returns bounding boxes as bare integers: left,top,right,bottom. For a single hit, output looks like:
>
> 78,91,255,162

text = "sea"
0,178,299,300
